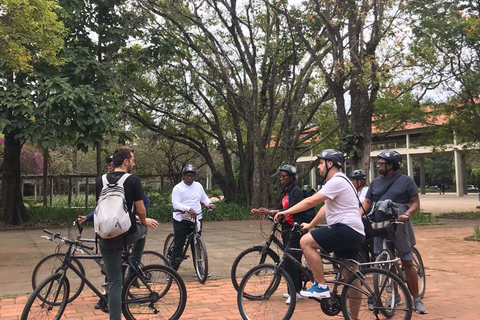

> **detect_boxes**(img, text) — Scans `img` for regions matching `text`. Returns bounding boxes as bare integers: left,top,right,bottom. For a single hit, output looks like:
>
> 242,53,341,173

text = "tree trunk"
42,147,49,206
1,131,29,224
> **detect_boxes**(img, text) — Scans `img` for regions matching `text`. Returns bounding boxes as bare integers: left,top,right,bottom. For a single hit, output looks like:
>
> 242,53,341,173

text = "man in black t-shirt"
96,147,158,320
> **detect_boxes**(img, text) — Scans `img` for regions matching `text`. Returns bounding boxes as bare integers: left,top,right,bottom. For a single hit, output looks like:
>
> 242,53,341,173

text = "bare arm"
360,198,373,217
273,192,328,222
135,200,158,229
301,205,326,230
398,194,420,223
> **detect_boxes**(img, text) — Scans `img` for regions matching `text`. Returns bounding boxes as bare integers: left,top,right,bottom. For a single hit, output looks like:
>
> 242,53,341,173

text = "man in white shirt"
349,169,369,203
170,164,215,270
274,149,365,299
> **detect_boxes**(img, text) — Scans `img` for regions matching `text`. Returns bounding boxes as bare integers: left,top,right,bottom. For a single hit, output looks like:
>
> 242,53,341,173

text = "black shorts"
310,223,365,260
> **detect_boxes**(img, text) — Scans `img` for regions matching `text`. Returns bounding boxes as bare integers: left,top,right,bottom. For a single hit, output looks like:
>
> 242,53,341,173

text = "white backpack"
94,173,133,239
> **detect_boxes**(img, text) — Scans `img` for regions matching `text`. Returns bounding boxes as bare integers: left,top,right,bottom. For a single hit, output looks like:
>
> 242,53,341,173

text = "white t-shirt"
358,186,369,204
171,181,211,222
319,172,365,235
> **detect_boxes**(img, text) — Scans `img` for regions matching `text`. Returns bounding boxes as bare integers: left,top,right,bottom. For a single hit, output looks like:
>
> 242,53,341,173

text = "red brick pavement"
1,224,479,319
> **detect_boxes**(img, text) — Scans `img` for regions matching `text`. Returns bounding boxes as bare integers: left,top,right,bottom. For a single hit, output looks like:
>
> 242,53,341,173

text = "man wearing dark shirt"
96,147,158,320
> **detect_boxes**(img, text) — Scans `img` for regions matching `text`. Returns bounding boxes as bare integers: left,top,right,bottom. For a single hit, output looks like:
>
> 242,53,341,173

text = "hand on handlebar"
251,207,270,215
273,211,285,223
207,203,216,211
300,222,311,232
77,215,87,224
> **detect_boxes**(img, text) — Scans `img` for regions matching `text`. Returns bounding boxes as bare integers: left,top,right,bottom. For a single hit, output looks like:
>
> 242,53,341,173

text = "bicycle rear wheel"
142,250,170,267
31,253,85,304
163,233,175,262
412,247,426,299
341,268,412,320
22,273,70,320
122,264,187,320
237,263,295,320
192,235,209,283
231,246,280,292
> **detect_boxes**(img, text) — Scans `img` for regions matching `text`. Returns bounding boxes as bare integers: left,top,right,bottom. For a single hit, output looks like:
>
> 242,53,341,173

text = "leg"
402,259,419,298
99,239,123,320
170,220,193,270
128,224,147,276
281,224,302,293
300,233,326,284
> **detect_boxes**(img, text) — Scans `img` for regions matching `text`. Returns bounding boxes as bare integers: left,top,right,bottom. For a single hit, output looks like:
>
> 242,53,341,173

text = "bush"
147,201,251,223
23,207,93,226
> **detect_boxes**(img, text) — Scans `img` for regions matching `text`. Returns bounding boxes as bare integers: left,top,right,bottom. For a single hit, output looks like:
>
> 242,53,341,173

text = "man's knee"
300,233,319,249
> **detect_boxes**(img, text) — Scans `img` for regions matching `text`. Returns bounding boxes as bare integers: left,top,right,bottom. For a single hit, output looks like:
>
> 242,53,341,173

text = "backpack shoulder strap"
337,174,366,214
116,173,131,187
101,174,109,186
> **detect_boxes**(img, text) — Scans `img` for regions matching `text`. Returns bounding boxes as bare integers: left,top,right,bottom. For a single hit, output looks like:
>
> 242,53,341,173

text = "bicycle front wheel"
142,250,170,267
122,264,187,320
237,263,295,320
412,247,426,299
163,233,174,262
22,273,70,320
192,236,209,284
31,253,85,304
231,246,280,292
341,268,412,320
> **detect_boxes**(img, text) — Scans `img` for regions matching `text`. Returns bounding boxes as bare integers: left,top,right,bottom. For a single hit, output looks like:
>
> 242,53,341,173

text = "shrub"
23,207,93,226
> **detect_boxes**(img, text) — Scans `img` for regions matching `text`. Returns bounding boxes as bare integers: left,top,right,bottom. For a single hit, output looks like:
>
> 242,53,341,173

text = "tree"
126,0,338,206
407,0,480,146
0,0,66,224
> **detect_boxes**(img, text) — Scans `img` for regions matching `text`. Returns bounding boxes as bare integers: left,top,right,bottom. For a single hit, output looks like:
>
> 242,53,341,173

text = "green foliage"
411,212,438,224
0,0,66,72
15,206,92,226
465,225,480,241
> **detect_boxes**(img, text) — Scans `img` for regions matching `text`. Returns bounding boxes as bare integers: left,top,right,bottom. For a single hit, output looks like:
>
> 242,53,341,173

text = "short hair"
112,147,134,168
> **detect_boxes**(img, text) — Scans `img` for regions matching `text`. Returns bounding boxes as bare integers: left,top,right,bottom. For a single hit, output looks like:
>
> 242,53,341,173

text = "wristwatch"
404,213,411,218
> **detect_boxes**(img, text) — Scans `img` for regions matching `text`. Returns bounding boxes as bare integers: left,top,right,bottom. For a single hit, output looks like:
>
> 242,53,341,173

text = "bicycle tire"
142,250,170,267
122,264,187,320
237,263,295,320
163,233,175,262
192,235,209,284
230,246,280,292
341,268,412,320
412,247,426,299
31,253,85,304
22,273,70,320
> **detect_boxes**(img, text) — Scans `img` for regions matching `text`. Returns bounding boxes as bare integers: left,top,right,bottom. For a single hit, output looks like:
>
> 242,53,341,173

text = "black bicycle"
31,218,169,304
237,223,413,320
22,228,187,320
163,207,210,284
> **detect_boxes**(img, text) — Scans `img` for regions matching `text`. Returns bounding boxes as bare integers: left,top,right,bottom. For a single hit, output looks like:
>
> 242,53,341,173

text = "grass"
465,225,480,242
411,211,439,224
437,211,480,219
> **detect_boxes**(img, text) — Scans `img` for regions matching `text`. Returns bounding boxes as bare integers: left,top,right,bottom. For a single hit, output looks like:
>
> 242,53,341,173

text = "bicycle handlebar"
43,229,94,251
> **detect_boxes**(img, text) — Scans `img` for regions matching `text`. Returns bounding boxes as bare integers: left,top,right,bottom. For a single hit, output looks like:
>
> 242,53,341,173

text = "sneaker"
285,293,303,304
94,299,102,310
414,298,427,314
300,282,330,298
195,271,211,278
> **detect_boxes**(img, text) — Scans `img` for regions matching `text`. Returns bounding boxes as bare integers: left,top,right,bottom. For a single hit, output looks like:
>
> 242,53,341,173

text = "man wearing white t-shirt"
170,164,215,270
274,149,365,299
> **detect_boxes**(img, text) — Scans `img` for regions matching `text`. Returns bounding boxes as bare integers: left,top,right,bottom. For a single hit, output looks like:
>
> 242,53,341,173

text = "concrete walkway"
1,193,479,319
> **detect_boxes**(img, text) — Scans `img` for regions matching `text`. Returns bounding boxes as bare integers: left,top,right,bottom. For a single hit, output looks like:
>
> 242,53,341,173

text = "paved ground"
1,193,479,319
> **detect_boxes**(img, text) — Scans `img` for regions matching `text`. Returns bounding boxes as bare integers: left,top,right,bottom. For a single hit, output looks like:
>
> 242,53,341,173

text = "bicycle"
22,228,187,320
163,207,210,284
31,218,169,304
372,219,426,299
236,222,413,320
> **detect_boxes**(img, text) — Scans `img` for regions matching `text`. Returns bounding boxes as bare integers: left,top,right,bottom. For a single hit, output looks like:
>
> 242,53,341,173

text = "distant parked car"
467,185,478,192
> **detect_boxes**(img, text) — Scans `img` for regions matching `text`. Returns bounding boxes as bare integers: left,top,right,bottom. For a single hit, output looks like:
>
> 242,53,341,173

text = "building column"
462,153,468,195
369,158,376,182
419,157,426,194
310,167,317,190
406,134,414,179
453,132,465,196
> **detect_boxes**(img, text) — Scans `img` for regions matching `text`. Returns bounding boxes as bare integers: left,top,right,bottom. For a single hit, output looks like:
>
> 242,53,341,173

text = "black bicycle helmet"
349,169,366,180
105,155,113,164
378,150,402,170
316,149,344,168
182,164,197,174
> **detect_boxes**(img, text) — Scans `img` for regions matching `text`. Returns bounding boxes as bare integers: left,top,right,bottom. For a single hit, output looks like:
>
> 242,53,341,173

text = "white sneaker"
285,293,303,304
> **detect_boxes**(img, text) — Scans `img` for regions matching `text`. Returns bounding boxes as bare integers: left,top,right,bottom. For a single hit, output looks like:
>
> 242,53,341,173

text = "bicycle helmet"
378,150,402,171
279,164,297,175
316,149,344,168
182,164,197,174
349,169,366,180
105,155,113,164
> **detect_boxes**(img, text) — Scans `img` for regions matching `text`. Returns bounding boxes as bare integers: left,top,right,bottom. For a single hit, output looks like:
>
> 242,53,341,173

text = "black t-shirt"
95,172,144,234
